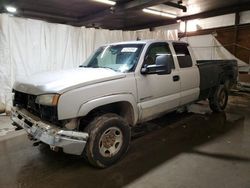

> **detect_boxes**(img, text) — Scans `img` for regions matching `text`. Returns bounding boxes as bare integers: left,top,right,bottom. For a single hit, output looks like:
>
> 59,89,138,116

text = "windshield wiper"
80,65,118,72
79,65,87,68
98,66,118,72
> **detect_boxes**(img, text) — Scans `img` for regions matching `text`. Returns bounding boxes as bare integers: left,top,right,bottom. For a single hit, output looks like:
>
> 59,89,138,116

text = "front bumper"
11,107,88,155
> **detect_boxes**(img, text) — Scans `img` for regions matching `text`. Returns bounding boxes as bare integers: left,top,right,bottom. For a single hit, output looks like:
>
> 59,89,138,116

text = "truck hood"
13,68,126,95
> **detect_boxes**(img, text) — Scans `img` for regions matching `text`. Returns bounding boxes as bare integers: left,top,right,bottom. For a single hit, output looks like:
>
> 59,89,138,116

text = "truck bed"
197,60,238,99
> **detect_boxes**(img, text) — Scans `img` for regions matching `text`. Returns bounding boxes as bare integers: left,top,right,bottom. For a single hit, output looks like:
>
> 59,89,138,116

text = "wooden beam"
118,0,173,10
233,12,240,55
179,3,250,21
78,0,172,25
164,2,187,12
124,3,250,31
123,19,177,31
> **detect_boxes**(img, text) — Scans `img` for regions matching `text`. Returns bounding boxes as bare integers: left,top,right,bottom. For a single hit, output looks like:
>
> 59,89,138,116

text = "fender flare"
77,94,138,125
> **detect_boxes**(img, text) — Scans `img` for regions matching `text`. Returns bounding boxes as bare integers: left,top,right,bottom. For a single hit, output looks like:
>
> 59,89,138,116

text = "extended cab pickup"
11,40,238,168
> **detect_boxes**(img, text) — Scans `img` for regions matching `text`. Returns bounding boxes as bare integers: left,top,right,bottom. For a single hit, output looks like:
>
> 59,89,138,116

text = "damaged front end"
11,107,89,155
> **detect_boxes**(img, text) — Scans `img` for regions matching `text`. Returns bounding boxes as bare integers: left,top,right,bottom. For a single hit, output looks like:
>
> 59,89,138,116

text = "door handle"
173,75,180,82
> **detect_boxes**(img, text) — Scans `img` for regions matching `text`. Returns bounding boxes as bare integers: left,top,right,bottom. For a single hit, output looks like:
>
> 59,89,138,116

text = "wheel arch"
77,94,138,126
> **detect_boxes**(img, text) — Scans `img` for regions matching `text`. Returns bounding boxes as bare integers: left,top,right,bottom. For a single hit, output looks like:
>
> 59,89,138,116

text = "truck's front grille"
13,90,28,108
13,90,59,125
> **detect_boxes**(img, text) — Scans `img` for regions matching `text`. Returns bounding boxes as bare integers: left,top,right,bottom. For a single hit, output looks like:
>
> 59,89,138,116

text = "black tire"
209,85,228,112
83,113,131,168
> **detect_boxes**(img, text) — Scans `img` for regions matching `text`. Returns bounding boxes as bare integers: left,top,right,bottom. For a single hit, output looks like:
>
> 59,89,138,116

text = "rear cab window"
173,43,193,68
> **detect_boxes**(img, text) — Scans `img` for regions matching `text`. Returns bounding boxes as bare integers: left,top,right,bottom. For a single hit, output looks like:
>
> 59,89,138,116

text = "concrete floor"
0,115,16,136
0,92,250,188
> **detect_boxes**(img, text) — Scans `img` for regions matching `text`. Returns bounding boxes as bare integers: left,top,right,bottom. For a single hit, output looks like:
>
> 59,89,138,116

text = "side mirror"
141,55,172,75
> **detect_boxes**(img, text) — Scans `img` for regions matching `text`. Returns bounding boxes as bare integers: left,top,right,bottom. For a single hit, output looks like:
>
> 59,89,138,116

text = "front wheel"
83,113,131,168
209,85,228,112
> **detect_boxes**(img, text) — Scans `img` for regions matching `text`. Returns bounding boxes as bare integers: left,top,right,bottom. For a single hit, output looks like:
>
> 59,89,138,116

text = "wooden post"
233,12,240,55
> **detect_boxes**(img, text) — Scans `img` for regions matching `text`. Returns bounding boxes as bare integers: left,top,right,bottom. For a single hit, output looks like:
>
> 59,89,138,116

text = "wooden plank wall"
212,24,250,83
183,24,250,83
184,24,250,65
216,24,250,64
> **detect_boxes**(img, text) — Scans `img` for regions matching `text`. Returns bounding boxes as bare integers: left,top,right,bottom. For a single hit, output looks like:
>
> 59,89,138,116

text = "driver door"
136,42,181,122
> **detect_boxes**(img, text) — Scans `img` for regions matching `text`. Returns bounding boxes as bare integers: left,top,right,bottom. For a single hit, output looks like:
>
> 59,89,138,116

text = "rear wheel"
209,85,228,112
83,113,131,168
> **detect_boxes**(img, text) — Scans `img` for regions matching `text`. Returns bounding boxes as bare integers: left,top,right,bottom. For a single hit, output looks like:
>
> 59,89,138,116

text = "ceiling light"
5,6,17,13
93,0,116,6
143,8,177,18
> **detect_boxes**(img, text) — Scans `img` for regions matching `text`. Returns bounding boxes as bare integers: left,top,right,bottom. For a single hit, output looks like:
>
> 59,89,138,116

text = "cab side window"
173,43,193,68
144,43,175,69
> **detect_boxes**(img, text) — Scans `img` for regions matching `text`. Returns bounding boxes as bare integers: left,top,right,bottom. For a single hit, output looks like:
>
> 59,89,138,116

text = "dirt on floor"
0,91,249,188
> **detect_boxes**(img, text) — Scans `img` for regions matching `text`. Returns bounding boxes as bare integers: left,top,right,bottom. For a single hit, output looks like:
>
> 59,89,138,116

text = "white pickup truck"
11,40,238,168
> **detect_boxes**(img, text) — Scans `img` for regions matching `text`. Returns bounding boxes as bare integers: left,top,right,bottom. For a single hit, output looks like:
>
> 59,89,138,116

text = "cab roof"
107,39,188,46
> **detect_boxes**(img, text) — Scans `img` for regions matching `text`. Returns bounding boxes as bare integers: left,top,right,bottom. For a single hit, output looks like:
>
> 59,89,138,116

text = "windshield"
81,44,144,72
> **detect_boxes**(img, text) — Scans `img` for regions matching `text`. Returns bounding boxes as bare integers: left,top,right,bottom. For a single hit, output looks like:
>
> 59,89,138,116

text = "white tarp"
1,13,246,112
240,10,250,24
0,13,178,111
181,34,247,67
